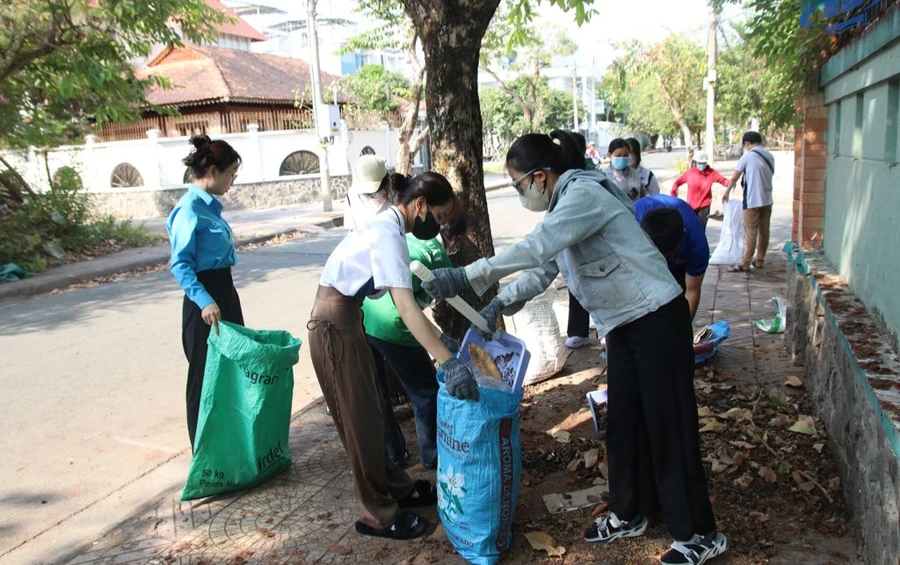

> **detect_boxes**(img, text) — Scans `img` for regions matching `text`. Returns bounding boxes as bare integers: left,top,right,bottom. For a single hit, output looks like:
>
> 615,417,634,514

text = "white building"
223,0,408,78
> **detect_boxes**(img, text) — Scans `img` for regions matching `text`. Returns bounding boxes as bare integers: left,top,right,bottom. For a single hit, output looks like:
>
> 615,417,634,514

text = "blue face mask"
611,156,630,170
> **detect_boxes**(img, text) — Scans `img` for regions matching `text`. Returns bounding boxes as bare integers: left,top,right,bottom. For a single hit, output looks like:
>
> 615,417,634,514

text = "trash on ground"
754,296,787,333
542,484,609,514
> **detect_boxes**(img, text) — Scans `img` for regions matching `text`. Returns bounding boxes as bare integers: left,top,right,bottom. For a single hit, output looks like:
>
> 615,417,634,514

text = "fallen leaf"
828,477,840,491
567,457,581,472
697,406,713,417
592,477,607,486
699,419,727,433
784,376,804,387
758,466,777,483
591,502,610,517
717,407,747,421
583,448,599,469
728,452,746,473
730,440,755,450
788,416,818,436
749,511,770,523
709,458,728,473
813,443,824,453
524,531,566,557
551,430,571,444
734,473,753,489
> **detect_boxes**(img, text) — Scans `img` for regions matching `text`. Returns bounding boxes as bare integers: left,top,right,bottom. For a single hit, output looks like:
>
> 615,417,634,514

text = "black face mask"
412,210,441,240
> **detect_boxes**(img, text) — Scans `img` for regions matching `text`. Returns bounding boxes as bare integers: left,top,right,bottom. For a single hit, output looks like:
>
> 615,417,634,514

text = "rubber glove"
440,333,460,355
422,267,468,300
441,357,479,401
474,298,506,340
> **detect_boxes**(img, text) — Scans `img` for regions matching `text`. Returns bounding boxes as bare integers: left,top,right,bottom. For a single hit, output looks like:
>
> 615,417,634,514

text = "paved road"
0,157,792,565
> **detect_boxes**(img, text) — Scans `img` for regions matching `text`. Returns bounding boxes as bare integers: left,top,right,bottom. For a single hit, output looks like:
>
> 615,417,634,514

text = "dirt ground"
399,341,862,565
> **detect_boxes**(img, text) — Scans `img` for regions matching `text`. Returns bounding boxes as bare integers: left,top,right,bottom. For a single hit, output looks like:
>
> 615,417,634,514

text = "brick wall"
793,86,828,249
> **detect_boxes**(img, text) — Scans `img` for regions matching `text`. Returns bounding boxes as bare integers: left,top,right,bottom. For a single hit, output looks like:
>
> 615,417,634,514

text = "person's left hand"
422,267,468,300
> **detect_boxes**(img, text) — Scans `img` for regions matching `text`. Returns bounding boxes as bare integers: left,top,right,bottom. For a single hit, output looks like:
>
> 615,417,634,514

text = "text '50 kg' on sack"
436,370,522,565
182,321,301,501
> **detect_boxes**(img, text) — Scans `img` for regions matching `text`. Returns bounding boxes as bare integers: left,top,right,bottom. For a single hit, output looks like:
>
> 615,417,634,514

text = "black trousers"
182,268,244,449
567,291,591,339
605,296,716,540
695,205,711,230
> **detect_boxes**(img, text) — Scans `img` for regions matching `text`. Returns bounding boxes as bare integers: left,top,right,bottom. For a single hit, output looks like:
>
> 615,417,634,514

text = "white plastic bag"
503,289,570,386
753,296,787,334
709,200,746,265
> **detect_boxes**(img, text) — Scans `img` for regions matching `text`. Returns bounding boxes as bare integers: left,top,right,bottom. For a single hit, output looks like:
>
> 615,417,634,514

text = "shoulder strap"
750,149,774,174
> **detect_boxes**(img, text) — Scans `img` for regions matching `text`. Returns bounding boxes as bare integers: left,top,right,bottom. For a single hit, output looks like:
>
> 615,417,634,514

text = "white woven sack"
710,200,746,265
503,288,570,386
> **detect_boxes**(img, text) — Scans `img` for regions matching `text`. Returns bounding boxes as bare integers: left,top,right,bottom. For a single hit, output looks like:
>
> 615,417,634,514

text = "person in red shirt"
670,151,727,230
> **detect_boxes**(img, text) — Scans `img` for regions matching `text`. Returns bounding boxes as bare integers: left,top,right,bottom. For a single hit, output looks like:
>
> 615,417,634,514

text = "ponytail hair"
183,135,242,180
391,171,456,207
506,129,584,175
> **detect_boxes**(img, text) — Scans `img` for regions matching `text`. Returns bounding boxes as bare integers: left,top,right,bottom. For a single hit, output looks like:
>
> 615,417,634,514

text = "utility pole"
705,2,718,165
306,0,332,212
572,65,579,131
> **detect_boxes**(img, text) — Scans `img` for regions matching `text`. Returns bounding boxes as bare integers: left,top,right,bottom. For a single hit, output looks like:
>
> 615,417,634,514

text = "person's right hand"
722,189,731,203
422,267,468,300
441,357,479,401
201,302,222,334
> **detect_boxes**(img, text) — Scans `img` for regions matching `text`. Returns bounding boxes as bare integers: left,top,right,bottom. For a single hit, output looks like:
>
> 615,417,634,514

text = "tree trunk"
396,30,427,175
655,71,693,151
402,0,502,338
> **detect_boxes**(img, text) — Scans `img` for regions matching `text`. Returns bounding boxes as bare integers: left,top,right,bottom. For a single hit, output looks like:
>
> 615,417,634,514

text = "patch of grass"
483,160,506,174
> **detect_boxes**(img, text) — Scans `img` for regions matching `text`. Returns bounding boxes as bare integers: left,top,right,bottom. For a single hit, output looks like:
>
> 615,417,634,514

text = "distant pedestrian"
167,135,244,450
722,131,775,272
586,141,600,167
626,138,660,196
670,150,728,229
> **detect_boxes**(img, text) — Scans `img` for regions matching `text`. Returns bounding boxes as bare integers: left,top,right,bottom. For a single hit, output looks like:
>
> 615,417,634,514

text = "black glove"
422,267,468,300
440,333,460,355
474,298,506,340
441,357,479,401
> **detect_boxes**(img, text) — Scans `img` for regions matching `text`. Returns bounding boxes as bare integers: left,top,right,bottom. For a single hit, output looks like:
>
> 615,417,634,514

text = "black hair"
608,138,629,157
393,171,456,207
571,131,587,155
182,135,242,179
742,131,763,145
640,207,684,258
625,137,642,166
506,130,584,175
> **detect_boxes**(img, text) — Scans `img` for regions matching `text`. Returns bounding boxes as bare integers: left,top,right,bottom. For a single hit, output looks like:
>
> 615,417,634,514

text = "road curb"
0,215,343,304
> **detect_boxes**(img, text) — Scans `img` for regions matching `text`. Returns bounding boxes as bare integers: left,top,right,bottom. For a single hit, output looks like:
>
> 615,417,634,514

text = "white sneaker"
660,532,728,565
584,512,648,544
565,336,591,349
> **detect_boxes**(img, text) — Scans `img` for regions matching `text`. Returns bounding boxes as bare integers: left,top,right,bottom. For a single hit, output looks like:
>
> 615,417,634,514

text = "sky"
225,0,747,75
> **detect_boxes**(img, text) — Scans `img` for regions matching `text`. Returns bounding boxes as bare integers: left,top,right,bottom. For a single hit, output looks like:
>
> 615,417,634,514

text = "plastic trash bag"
436,370,522,565
182,321,301,500
753,296,787,334
693,320,731,365
709,200,746,265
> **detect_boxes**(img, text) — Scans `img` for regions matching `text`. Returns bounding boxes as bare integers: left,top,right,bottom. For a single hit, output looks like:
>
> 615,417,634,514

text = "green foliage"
602,35,706,139
0,0,224,151
0,170,156,272
338,65,413,112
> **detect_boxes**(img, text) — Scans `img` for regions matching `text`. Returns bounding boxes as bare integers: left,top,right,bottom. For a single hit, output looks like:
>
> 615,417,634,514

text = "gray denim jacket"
464,169,682,336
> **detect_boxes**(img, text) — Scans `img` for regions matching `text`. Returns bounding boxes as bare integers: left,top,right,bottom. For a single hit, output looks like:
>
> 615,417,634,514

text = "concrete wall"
820,10,900,347
787,247,900,565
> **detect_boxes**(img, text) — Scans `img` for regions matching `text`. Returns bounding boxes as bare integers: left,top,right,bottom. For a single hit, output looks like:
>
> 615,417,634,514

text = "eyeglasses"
510,168,540,195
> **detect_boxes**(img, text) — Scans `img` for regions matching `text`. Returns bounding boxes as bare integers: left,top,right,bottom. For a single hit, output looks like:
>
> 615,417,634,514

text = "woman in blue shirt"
166,135,243,449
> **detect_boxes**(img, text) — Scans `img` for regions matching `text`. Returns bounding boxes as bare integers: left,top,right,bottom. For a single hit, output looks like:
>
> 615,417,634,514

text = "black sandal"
398,479,438,508
354,510,428,540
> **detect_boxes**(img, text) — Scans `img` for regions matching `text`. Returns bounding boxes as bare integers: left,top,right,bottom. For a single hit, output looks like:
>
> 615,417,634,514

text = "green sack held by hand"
182,321,301,500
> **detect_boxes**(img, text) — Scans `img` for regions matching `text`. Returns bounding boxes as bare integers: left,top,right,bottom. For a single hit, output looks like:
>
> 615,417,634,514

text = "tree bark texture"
402,0,502,338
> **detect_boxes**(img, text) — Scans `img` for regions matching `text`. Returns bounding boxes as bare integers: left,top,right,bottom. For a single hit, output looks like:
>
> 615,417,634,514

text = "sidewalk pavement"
56,253,860,565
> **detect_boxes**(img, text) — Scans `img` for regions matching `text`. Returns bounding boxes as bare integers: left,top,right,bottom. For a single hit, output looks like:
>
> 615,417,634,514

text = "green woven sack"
182,322,301,500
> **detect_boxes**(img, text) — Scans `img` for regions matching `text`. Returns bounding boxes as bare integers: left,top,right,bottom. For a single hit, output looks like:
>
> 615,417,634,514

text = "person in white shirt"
343,154,392,230
722,131,775,272
307,172,476,541
626,137,661,196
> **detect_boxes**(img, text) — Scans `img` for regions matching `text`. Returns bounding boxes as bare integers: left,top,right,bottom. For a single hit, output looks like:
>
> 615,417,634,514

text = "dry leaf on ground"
759,466,778,483
699,419,727,433
523,531,566,557
583,448,599,469
784,376,805,387
698,406,713,417
788,416,818,436
551,430,571,444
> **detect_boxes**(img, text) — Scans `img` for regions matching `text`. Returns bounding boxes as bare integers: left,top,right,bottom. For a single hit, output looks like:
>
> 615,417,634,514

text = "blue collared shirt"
166,184,237,309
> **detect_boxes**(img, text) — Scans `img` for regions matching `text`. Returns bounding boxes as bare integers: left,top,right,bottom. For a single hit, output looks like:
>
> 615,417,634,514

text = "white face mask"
518,180,550,212
697,163,708,171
